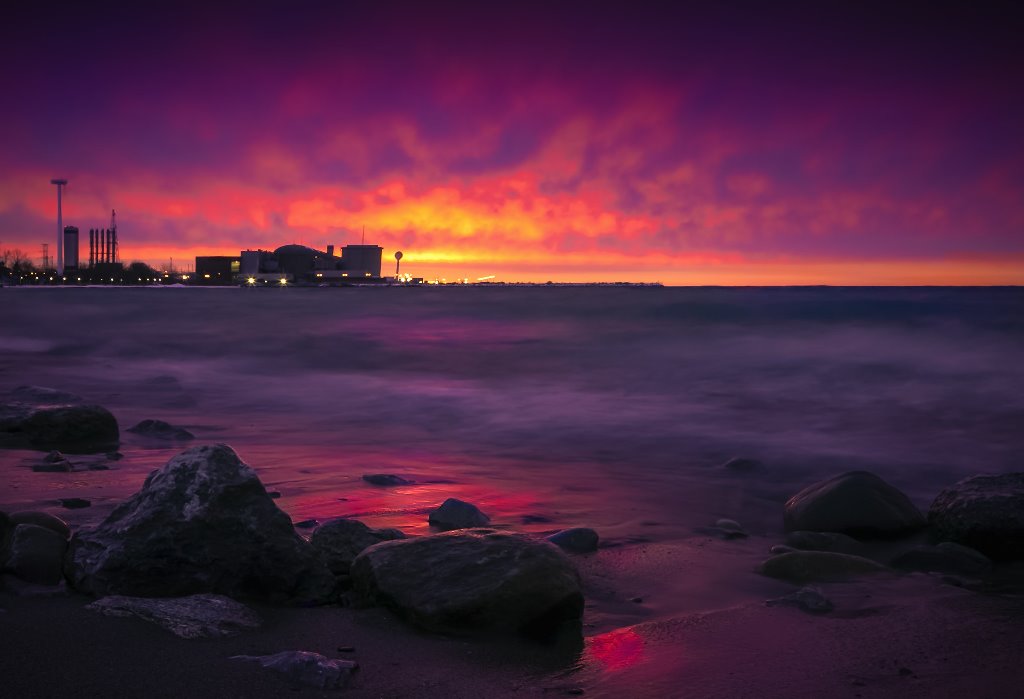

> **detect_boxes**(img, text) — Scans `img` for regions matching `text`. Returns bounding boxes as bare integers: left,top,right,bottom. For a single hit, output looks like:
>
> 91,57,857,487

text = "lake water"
2,285,1023,634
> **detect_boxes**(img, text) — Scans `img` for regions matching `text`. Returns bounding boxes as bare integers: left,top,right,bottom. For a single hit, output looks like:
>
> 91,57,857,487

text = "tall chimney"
50,179,68,274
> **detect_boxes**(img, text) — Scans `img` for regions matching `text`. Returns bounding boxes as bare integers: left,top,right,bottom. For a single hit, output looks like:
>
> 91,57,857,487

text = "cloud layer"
3,1,1022,283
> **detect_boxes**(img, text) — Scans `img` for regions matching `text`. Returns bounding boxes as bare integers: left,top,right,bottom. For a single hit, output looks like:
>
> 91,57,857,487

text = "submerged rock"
8,511,70,540
890,542,992,576
783,471,925,537
427,498,490,531
231,651,357,690
352,529,583,637
0,403,119,453
361,474,412,486
127,419,195,440
65,444,335,604
758,551,889,583
765,586,834,614
58,498,91,510
784,530,864,555
719,457,763,473
5,524,68,585
928,473,1024,560
546,527,600,553
311,518,406,577
87,593,262,638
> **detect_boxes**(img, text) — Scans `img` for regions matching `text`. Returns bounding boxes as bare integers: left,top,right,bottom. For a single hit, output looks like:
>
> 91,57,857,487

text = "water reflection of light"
587,627,646,672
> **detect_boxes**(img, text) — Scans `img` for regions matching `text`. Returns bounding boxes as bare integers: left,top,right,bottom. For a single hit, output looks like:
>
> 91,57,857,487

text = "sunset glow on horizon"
3,2,1022,285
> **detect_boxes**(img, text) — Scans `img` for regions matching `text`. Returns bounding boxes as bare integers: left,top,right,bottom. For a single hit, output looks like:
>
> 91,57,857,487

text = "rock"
11,386,83,404
891,542,992,575
5,524,68,585
427,498,490,530
87,593,262,638
361,474,412,486
59,498,91,509
294,519,318,529
106,452,123,461
546,527,599,553
719,457,763,473
783,471,925,537
0,510,11,543
8,511,71,540
26,405,119,452
765,586,834,613
230,651,357,690
351,529,583,637
32,458,73,472
784,530,865,555
758,551,890,583
311,518,406,577
715,518,748,538
769,544,796,555
0,403,120,453
928,473,1024,560
65,444,335,604
44,450,67,462
127,419,195,440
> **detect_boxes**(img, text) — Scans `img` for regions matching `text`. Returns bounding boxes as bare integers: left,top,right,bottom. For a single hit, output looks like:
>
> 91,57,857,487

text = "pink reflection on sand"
587,627,647,673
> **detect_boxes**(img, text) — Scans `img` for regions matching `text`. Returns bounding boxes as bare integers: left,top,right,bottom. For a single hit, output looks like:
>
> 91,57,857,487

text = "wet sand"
3,571,1022,698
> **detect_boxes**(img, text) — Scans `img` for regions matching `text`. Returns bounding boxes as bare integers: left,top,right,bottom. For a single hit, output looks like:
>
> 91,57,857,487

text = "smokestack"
327,244,334,257
50,179,68,274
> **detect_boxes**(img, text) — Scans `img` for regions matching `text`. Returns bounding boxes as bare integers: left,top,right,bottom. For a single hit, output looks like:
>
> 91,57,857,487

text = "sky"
2,0,1022,284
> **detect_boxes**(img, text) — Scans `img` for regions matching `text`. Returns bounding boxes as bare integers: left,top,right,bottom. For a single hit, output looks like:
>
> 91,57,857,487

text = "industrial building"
196,243,385,285
62,226,79,270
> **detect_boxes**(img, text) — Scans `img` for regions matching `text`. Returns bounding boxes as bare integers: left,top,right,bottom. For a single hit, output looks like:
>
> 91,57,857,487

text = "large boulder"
783,471,925,537
310,518,406,577
928,473,1024,560
64,444,335,604
4,524,68,585
351,529,583,637
0,403,119,453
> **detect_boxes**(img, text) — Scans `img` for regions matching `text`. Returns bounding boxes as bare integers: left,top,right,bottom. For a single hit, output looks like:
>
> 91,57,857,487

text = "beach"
2,286,1023,697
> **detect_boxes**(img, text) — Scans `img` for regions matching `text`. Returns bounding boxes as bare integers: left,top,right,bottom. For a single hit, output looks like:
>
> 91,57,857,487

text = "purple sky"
2,1,1022,283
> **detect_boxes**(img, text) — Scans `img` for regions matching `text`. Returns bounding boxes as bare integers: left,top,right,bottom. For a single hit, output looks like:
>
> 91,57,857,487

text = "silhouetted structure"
50,178,67,274
63,226,79,271
195,256,240,284
196,242,384,284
